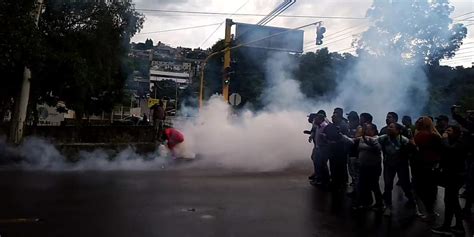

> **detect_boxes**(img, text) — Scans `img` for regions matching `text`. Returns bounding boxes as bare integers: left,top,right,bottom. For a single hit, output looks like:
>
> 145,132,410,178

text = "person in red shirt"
163,128,184,151
412,116,442,221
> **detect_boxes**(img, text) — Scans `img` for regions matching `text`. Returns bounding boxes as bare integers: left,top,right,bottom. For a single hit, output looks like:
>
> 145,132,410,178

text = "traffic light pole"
222,19,233,103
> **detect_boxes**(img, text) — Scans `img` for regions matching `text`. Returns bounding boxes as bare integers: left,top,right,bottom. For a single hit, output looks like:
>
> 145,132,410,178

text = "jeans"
314,146,330,184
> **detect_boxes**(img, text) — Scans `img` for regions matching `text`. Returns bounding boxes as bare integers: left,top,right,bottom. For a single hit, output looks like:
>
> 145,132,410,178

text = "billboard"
235,23,304,53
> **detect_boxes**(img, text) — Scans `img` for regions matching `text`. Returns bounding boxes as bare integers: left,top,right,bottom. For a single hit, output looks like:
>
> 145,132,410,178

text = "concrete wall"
0,124,156,144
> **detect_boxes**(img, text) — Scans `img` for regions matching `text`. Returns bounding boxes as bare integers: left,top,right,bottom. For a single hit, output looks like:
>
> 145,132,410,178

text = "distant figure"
152,100,166,140
402,115,416,137
141,114,148,125
435,115,449,134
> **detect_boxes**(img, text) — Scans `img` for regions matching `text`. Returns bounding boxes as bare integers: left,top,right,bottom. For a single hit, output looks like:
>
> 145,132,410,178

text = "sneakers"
383,207,392,217
431,226,452,235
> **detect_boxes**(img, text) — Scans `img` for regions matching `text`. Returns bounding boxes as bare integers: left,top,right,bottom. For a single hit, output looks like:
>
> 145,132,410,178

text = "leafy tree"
33,0,144,119
0,0,42,123
356,0,467,65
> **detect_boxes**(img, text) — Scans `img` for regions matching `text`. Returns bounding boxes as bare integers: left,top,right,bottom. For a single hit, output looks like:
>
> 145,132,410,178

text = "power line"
304,24,367,46
443,55,474,61
453,11,474,19
258,0,296,25
138,23,222,35
199,0,252,48
305,29,366,50
136,9,367,20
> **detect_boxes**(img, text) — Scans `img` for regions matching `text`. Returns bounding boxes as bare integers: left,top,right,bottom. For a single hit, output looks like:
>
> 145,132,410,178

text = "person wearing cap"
435,115,449,135
309,110,331,187
329,108,350,189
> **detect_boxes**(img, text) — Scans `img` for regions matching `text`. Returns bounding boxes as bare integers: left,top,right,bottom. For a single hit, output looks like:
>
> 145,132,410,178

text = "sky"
131,0,474,67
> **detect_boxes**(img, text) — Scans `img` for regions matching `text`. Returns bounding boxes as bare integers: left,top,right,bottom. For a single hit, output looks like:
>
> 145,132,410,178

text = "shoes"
383,207,392,217
308,174,316,180
451,224,465,235
431,226,452,235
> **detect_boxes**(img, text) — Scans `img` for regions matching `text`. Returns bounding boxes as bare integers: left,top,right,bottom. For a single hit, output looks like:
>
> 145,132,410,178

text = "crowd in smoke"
304,104,474,235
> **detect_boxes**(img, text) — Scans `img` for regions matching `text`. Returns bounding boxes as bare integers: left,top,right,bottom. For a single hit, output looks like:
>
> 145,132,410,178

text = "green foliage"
0,0,42,116
34,0,144,117
357,0,467,65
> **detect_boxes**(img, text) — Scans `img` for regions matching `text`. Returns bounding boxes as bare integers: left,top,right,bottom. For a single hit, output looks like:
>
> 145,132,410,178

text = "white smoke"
0,136,172,171
2,0,463,172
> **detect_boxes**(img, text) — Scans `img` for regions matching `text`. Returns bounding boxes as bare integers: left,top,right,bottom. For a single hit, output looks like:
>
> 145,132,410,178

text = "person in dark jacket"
451,106,474,216
431,125,468,235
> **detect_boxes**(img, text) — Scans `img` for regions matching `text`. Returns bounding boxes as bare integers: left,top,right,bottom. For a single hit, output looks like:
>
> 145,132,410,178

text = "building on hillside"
149,70,191,90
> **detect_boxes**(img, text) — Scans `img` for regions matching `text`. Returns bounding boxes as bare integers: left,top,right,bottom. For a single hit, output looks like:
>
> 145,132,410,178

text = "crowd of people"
306,106,474,235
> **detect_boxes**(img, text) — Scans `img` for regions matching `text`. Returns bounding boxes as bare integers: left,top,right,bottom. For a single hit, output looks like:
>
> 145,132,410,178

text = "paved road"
0,167,471,237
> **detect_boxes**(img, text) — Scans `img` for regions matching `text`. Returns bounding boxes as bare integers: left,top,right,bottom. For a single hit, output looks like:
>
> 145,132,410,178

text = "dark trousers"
413,165,438,213
443,177,464,227
383,162,414,207
358,164,383,206
329,143,348,188
464,161,474,210
315,146,330,184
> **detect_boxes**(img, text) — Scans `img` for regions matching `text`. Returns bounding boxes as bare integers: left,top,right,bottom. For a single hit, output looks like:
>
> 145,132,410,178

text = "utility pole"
222,19,233,103
9,0,43,144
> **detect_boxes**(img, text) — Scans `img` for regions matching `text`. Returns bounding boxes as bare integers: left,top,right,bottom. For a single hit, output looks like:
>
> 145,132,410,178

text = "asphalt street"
0,167,472,237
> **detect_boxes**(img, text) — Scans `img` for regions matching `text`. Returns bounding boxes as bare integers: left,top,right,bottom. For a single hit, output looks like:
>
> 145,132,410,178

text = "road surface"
0,167,471,237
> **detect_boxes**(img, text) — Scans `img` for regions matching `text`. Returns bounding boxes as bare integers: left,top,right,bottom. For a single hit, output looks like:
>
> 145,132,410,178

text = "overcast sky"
131,0,474,67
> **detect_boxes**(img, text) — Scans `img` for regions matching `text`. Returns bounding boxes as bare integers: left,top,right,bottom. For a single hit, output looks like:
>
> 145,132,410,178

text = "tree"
356,0,467,65
0,0,42,124
33,0,144,119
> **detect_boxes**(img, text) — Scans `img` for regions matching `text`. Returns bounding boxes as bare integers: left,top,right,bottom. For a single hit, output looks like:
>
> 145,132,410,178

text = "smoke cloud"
2,0,465,172
0,136,172,171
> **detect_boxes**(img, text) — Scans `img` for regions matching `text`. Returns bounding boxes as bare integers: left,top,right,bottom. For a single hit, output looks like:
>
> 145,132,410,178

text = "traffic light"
316,25,326,45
